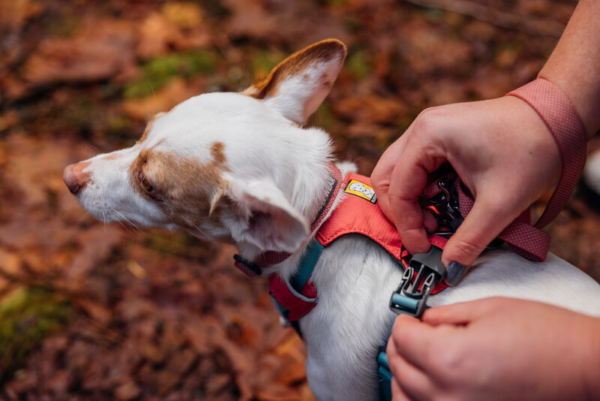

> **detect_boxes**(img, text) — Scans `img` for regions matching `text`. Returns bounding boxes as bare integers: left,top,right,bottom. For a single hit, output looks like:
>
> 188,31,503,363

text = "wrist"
537,0,600,138
537,71,598,139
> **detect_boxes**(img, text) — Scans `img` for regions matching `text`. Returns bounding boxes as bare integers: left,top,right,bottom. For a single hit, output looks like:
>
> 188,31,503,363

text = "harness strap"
424,175,551,262
506,79,588,229
267,238,324,325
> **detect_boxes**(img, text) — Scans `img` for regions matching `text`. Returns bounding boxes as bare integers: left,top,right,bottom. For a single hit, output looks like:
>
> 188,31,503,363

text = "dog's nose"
63,162,91,195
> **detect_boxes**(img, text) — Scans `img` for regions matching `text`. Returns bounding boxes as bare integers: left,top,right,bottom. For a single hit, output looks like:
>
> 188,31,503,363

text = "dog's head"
64,40,346,255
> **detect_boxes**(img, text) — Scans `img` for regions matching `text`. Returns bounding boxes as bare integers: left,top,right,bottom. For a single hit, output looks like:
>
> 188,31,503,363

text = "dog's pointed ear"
223,176,309,253
242,39,346,124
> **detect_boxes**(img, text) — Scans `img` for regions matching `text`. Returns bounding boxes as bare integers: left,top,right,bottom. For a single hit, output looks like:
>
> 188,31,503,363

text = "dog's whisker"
114,218,135,235
193,224,214,241
114,210,143,233
78,211,90,223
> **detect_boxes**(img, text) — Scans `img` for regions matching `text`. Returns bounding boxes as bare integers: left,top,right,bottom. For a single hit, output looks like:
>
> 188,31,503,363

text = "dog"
63,39,600,401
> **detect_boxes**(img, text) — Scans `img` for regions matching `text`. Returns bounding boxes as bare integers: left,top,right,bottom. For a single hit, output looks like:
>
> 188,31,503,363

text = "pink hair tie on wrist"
506,78,588,228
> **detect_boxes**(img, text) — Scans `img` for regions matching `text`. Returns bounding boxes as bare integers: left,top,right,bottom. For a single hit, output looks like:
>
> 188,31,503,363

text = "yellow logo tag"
345,179,377,204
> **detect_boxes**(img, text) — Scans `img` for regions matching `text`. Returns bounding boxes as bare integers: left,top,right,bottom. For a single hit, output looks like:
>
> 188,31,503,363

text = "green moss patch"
0,287,71,384
124,51,219,99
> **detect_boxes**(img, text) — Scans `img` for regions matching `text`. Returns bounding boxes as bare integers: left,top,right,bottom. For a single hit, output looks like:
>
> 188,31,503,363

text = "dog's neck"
233,125,343,278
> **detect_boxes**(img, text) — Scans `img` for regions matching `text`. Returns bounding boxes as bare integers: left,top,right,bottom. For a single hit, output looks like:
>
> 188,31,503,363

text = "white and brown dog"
63,40,600,401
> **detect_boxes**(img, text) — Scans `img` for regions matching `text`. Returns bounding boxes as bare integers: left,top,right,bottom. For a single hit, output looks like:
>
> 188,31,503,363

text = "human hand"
371,96,562,282
387,297,600,401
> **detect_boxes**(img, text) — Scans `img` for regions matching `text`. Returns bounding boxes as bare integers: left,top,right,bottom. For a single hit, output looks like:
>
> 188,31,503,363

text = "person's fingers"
386,139,446,254
372,135,408,219
388,339,434,401
391,378,412,401
389,315,439,371
422,209,438,233
421,298,501,326
441,194,522,282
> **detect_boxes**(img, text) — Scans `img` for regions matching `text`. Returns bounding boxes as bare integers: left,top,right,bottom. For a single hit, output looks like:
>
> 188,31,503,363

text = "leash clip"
389,245,446,318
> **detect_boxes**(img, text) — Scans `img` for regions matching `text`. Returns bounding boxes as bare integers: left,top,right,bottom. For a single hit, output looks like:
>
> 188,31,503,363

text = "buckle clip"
423,177,463,233
389,245,446,318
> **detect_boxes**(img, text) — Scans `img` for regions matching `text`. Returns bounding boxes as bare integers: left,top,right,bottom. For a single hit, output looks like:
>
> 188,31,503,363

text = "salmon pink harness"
233,163,561,401
233,78,588,401
233,164,552,325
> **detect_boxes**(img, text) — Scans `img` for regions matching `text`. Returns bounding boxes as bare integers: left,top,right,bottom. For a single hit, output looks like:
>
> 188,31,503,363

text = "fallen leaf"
22,19,136,88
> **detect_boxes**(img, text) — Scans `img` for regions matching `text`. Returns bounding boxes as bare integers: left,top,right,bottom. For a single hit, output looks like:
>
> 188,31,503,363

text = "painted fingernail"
446,261,466,286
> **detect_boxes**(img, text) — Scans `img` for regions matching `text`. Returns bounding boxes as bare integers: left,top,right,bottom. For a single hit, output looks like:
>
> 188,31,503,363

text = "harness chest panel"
268,173,447,323
317,173,409,262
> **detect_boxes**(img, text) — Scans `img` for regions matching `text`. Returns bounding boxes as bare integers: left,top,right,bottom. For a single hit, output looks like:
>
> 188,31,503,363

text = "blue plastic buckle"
389,245,446,318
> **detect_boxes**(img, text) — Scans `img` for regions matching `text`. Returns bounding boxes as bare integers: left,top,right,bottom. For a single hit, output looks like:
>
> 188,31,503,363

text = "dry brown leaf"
66,225,122,283
163,2,204,29
74,298,112,325
334,95,407,124
121,78,203,120
0,0,43,31
22,19,135,88
114,378,141,401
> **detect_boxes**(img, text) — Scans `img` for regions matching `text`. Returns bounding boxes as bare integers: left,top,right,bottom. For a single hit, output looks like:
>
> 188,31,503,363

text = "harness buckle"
389,245,446,318
423,177,463,233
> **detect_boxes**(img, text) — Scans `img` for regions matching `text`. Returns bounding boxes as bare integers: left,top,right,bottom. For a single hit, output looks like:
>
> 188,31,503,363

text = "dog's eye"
138,171,153,192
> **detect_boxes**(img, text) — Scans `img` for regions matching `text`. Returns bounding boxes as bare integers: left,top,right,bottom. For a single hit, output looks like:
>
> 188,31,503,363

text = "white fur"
69,44,600,401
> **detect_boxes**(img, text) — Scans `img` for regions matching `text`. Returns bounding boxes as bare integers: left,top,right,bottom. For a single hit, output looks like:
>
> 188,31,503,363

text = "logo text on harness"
345,179,377,204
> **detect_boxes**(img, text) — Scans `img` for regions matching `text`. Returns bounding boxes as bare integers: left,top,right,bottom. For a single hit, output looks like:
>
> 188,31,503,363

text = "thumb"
422,298,501,326
442,194,519,285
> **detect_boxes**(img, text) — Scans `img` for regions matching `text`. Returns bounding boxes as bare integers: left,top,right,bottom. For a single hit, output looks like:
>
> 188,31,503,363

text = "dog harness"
233,162,563,401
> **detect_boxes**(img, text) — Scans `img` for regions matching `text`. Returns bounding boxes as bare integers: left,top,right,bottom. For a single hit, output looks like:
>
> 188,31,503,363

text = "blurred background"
0,0,599,399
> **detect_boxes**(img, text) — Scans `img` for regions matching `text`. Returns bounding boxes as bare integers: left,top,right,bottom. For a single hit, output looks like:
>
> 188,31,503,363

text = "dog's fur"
64,40,600,401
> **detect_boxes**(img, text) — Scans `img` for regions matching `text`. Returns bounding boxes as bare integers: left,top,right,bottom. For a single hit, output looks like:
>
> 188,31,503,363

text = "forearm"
538,0,600,138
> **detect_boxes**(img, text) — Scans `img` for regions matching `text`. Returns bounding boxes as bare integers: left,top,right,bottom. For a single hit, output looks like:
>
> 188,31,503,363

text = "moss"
423,7,444,22
345,49,372,80
0,287,71,384
309,102,339,132
251,50,285,78
62,99,95,130
45,16,81,38
343,15,363,33
147,231,199,256
124,51,219,99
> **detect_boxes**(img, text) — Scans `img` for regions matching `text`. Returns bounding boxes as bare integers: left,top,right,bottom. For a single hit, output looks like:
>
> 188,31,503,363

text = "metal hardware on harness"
389,245,446,318
424,177,464,234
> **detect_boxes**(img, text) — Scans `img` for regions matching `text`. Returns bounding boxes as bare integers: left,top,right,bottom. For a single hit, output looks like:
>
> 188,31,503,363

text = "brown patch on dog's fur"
242,39,346,100
210,142,227,165
129,147,228,232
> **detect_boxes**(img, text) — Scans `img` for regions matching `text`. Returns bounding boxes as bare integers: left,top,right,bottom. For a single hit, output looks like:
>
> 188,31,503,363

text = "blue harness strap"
270,238,324,337
378,347,393,401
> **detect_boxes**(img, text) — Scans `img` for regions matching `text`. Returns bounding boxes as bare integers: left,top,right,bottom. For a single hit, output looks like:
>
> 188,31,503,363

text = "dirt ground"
0,0,599,399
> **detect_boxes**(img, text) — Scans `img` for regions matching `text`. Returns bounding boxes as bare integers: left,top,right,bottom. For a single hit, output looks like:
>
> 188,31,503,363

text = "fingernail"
446,261,466,286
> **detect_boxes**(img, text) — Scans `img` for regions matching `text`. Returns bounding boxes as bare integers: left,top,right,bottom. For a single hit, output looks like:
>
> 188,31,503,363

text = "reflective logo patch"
345,179,377,204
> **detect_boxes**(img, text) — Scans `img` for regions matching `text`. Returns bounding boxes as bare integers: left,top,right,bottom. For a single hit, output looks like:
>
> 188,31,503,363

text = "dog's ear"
223,176,309,253
243,39,346,124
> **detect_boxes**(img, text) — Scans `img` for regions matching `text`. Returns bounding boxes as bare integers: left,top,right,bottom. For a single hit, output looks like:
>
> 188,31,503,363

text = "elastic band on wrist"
506,78,587,228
